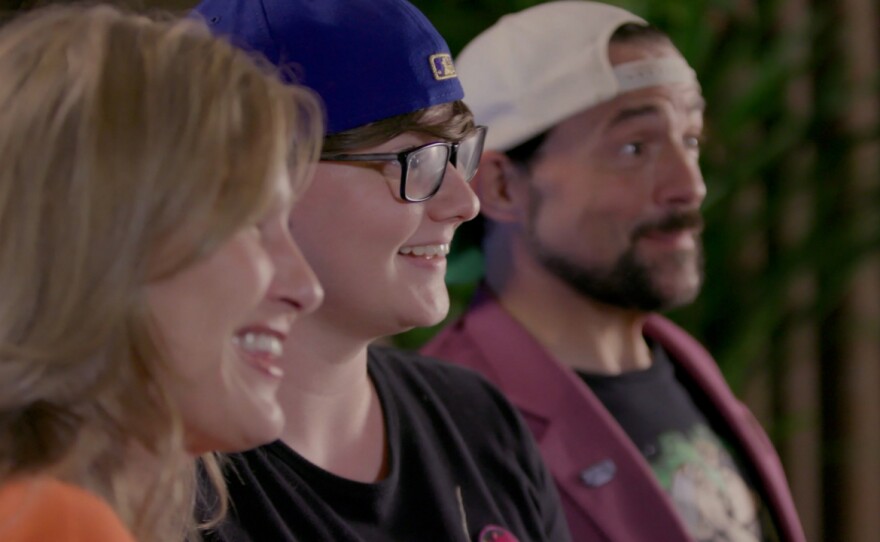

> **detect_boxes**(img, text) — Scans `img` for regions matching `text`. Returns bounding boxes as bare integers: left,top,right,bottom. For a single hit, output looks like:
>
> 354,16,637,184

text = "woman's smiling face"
146,168,323,454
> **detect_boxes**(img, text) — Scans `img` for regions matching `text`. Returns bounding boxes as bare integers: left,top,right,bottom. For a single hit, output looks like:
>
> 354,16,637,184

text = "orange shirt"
0,478,136,541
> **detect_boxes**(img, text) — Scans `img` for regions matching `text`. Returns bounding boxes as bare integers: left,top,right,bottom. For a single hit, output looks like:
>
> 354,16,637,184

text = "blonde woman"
0,5,324,541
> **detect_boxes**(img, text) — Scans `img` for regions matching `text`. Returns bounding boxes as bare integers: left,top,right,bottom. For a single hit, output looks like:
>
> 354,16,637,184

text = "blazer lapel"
645,315,805,542
463,292,692,541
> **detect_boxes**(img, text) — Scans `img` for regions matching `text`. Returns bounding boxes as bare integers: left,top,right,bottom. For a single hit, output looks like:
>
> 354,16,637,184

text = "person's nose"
268,226,323,317
425,163,480,223
655,142,706,209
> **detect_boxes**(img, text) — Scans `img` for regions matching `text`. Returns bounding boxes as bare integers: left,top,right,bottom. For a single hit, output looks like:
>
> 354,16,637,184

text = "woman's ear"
471,150,529,224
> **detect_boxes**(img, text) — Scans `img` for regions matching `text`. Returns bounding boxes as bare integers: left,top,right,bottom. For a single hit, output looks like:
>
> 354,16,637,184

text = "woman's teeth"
233,332,283,358
398,243,450,258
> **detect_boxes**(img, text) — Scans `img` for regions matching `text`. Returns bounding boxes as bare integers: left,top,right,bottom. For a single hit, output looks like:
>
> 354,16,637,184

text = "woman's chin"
184,405,284,455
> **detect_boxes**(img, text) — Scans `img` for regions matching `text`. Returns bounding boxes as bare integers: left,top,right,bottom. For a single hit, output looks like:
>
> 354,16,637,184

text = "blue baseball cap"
192,0,464,135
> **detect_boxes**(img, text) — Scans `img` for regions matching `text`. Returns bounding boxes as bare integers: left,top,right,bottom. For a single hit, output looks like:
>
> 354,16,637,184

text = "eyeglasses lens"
454,128,486,183
404,144,450,201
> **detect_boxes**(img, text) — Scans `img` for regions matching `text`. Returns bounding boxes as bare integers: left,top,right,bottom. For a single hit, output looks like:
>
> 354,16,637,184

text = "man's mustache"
632,210,704,239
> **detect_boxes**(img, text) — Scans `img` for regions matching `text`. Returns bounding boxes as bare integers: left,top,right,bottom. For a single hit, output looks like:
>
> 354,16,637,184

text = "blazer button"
580,459,616,488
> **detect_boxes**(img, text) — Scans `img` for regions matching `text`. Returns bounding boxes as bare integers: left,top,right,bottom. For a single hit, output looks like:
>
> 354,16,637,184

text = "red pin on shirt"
478,525,520,542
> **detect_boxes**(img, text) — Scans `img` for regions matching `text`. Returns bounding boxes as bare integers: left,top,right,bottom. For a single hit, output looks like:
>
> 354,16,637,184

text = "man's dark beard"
527,200,705,312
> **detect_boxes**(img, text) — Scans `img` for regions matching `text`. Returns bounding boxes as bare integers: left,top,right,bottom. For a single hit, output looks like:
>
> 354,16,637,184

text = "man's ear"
471,150,529,224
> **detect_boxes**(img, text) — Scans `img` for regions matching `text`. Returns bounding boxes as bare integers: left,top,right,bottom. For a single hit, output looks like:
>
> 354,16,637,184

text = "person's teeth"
234,332,283,357
399,243,450,258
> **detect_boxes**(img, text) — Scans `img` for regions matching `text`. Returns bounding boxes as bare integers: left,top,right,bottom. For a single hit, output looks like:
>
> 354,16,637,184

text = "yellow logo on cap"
429,53,457,81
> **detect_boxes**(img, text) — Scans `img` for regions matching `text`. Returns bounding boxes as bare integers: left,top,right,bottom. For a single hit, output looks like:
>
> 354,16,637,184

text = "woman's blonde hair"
0,4,323,541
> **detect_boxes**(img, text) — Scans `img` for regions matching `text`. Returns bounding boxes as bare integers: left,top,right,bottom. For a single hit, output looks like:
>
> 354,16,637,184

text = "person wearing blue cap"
192,1,571,541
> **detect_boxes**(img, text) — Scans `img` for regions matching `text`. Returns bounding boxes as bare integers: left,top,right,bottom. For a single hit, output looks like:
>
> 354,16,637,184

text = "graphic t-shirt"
579,345,777,542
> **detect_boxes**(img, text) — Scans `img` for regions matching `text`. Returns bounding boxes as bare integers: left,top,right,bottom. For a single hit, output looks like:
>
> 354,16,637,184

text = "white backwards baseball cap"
457,1,699,151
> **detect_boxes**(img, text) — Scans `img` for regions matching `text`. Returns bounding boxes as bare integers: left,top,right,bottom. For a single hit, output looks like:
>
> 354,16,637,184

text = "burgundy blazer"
423,289,805,542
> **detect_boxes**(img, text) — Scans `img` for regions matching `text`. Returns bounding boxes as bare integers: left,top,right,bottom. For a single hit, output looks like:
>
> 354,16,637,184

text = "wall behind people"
402,2,878,542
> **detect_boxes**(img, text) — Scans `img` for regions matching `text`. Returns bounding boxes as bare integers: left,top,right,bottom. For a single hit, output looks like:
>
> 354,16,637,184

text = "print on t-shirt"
579,344,776,542
650,424,761,541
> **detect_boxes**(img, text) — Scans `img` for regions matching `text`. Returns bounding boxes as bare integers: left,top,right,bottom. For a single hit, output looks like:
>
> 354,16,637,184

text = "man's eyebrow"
608,96,706,129
608,105,660,128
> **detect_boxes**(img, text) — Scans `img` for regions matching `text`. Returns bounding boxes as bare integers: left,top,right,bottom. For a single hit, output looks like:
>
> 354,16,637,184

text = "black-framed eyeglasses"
319,125,487,203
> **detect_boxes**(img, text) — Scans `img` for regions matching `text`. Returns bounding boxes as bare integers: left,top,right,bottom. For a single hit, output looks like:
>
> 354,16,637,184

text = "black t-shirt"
203,346,570,542
579,344,777,542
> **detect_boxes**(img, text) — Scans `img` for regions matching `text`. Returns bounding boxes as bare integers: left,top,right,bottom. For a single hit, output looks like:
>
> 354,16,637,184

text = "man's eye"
621,142,643,156
684,136,701,150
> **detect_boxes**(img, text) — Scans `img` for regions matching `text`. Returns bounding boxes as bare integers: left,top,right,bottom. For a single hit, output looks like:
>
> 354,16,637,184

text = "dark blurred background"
3,1,878,540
